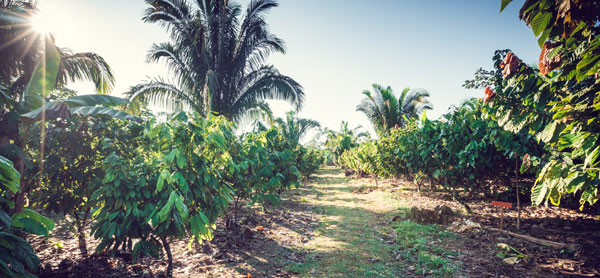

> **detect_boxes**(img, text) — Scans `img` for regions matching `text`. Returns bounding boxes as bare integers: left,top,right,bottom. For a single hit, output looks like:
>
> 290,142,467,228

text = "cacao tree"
486,0,600,208
91,113,236,277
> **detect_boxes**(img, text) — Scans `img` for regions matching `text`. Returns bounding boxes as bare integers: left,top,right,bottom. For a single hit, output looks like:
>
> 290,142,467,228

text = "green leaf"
0,208,12,228
174,195,188,218
584,146,600,168
0,231,40,272
156,169,171,192
500,0,513,12
132,241,142,263
531,11,552,37
20,101,70,123
576,54,600,71
536,121,557,143
0,155,20,193
63,94,127,107
103,172,115,183
531,183,547,206
176,153,186,169
173,172,189,194
21,101,138,123
549,186,561,206
164,149,178,164
158,192,177,222
565,172,585,193
69,106,139,121
24,38,60,99
11,209,55,236
197,212,209,225
519,161,529,174
24,92,44,111
0,85,16,108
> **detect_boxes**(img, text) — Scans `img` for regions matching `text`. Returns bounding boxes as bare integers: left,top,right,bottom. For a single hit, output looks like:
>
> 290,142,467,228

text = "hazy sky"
36,0,540,136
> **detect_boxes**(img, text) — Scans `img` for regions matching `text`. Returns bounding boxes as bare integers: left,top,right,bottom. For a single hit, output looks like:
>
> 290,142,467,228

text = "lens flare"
30,11,53,35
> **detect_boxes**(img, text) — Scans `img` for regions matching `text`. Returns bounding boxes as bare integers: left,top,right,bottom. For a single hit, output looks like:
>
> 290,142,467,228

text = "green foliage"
20,94,136,123
296,146,325,180
0,155,19,194
275,111,320,147
128,0,304,121
341,100,541,209
339,141,378,177
486,0,600,208
228,126,301,210
24,37,60,100
324,121,370,164
91,113,236,260
0,155,54,278
27,116,110,243
356,84,432,135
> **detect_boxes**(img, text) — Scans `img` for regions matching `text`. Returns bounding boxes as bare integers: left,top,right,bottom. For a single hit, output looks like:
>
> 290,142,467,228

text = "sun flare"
30,11,53,35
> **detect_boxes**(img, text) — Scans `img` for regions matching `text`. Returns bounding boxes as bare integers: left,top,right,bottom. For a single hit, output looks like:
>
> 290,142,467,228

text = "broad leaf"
0,155,20,193
11,209,55,236
530,11,552,37
63,94,127,107
69,106,139,121
24,38,61,100
20,101,70,123
500,0,513,12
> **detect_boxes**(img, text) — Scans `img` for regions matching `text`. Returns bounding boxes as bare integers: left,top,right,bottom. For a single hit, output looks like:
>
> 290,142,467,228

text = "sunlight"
29,10,54,35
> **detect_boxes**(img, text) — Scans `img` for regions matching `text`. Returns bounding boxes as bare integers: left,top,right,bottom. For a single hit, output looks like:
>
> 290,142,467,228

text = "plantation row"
340,99,540,212
2,108,326,277
340,0,600,214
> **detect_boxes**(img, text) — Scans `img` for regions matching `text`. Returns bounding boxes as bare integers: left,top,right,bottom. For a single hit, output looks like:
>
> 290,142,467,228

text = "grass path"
285,167,460,277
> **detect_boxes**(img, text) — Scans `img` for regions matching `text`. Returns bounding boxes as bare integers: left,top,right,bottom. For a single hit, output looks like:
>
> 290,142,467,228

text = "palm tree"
128,0,304,122
356,84,432,135
324,121,369,163
0,1,114,100
275,111,320,147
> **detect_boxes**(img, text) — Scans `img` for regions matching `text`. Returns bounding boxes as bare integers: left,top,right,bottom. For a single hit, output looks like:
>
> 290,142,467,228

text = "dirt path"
289,167,408,277
283,167,464,278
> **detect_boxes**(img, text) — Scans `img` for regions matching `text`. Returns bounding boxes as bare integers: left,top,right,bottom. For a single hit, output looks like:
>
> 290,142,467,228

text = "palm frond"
232,100,273,125
230,66,303,115
57,49,115,94
126,78,202,112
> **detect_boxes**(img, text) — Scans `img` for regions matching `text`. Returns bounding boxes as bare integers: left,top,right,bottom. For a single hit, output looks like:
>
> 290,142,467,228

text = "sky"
35,0,541,137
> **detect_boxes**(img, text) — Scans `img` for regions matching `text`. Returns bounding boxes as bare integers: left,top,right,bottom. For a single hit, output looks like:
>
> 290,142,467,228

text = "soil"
32,191,318,278
30,168,600,277
384,178,600,277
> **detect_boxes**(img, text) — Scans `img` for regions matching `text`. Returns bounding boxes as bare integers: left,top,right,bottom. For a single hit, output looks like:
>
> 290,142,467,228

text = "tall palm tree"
275,111,320,147
356,84,432,135
128,0,304,122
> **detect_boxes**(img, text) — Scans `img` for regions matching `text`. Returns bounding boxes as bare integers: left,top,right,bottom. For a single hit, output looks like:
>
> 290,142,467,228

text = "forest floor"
33,167,600,277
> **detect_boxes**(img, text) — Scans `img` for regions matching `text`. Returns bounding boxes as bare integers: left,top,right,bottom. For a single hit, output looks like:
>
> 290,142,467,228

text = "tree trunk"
161,237,173,278
77,208,91,256
515,158,521,230
11,159,26,214
11,125,36,215
233,195,240,226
